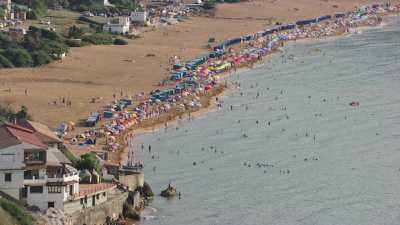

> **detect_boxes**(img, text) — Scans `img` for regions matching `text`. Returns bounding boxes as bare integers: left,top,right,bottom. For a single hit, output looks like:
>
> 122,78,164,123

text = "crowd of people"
62,3,400,163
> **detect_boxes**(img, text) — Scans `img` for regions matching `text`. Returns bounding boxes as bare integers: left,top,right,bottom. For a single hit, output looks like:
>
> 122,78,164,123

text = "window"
103,192,106,197
24,170,39,179
80,198,84,205
48,202,55,208
30,186,43,194
4,173,12,182
48,186,62,193
96,194,100,200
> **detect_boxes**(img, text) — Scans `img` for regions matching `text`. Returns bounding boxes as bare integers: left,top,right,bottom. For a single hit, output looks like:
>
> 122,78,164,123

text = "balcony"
47,172,79,183
23,175,46,185
24,160,46,165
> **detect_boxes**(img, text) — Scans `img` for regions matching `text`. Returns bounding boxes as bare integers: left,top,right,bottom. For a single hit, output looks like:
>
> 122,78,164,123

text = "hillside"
0,206,19,225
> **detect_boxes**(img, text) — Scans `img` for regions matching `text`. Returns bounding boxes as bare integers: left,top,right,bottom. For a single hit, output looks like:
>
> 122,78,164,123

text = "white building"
0,123,80,211
130,11,147,24
103,17,130,34
0,0,11,12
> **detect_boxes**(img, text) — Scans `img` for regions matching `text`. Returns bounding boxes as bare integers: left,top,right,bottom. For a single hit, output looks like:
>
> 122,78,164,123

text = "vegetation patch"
0,27,68,68
0,198,35,225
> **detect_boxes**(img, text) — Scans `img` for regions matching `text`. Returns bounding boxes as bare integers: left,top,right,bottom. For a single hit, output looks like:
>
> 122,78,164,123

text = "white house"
103,17,130,34
130,11,147,24
0,0,11,12
0,123,80,211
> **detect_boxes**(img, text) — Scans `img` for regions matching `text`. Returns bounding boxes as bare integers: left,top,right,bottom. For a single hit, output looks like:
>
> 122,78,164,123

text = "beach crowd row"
60,2,400,164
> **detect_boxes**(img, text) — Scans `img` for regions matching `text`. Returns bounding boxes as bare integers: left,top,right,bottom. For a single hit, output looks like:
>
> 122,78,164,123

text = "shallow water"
133,17,400,225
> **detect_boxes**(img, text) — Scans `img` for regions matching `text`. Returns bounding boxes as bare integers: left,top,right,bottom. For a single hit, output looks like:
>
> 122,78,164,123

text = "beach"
133,15,400,224
0,0,396,129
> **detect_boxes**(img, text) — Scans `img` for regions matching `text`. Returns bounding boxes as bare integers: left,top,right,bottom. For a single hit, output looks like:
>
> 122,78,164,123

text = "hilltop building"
130,11,148,24
103,17,130,34
0,0,11,12
0,0,11,19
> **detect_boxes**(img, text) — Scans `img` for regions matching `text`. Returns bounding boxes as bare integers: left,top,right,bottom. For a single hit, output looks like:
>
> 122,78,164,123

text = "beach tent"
242,34,253,41
170,70,187,80
213,44,224,51
335,13,346,18
296,18,317,26
224,37,242,46
317,15,331,22
209,50,225,58
103,111,113,118
279,24,296,31
86,117,97,127
173,64,184,70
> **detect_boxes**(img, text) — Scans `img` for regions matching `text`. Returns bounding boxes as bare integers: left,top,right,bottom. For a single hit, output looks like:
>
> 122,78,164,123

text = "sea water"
133,17,400,225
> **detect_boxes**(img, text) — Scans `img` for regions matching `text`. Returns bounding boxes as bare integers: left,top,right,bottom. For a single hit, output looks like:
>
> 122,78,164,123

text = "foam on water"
134,17,400,225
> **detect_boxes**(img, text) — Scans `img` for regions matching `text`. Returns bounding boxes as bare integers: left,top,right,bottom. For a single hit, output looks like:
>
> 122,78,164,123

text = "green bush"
76,153,101,174
2,48,33,67
78,16,103,26
32,50,52,66
203,0,216,9
0,55,14,68
0,198,34,225
82,33,113,45
68,25,84,39
114,38,128,45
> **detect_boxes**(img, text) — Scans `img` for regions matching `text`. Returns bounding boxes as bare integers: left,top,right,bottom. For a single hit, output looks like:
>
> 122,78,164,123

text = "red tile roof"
78,183,116,197
3,123,47,149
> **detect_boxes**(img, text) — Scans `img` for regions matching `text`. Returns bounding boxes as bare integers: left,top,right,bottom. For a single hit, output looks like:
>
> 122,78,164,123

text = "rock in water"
143,181,154,198
160,184,177,198
123,202,141,221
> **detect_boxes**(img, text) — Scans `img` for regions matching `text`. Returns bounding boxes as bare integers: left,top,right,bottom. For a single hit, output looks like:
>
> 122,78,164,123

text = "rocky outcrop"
136,181,154,199
122,202,141,221
35,208,72,225
160,184,177,198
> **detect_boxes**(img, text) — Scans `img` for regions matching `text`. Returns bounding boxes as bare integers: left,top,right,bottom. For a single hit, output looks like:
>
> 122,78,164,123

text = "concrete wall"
0,143,29,170
119,172,144,191
27,185,65,210
64,189,110,214
0,143,42,199
0,170,24,199
68,191,129,225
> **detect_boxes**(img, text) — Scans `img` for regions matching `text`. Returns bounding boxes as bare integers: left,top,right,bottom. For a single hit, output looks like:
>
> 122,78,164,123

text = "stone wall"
69,191,129,225
119,172,144,191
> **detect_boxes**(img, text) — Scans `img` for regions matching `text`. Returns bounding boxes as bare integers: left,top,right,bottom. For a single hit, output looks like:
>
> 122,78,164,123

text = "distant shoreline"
119,8,399,165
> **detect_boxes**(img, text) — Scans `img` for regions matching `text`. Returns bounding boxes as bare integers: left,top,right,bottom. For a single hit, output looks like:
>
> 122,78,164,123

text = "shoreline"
125,13,398,144
115,7,400,220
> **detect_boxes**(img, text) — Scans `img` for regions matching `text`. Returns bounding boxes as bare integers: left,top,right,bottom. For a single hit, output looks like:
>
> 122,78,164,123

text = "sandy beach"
0,0,395,129
133,15,400,224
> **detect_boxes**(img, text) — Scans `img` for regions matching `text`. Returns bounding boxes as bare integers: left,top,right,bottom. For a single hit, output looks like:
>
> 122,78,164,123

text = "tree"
32,50,52,66
76,153,101,174
203,0,216,9
15,106,31,121
0,7,5,19
3,48,33,67
0,105,15,122
68,25,84,39
0,105,31,123
32,0,47,19
0,54,14,68
113,38,128,45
